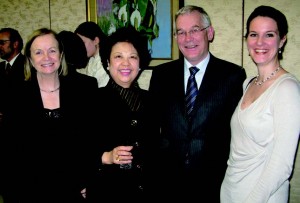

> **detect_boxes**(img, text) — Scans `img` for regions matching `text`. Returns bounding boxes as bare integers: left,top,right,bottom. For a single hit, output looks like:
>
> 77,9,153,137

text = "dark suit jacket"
0,72,97,203
0,54,25,112
149,54,246,202
0,53,25,82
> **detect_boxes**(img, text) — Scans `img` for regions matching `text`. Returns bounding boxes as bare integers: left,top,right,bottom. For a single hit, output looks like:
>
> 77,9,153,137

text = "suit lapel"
173,60,187,117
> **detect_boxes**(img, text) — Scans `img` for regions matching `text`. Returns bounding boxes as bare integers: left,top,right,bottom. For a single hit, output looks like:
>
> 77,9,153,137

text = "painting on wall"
87,0,179,60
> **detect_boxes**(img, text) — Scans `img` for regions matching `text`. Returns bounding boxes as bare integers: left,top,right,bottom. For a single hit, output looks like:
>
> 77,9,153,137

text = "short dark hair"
0,27,24,52
106,26,152,70
245,5,288,59
245,5,288,39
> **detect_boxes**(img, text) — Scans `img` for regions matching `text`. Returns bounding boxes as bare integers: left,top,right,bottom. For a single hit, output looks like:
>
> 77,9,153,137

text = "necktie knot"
189,66,199,76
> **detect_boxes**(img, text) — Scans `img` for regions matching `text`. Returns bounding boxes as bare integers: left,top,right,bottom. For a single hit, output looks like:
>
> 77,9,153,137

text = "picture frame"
86,0,181,66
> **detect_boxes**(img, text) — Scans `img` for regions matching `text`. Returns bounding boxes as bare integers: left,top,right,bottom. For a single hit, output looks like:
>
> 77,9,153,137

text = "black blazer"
87,80,160,202
1,72,97,203
149,54,246,202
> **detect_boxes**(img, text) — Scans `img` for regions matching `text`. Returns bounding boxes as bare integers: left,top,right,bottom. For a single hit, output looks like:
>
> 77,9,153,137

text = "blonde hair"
24,28,68,81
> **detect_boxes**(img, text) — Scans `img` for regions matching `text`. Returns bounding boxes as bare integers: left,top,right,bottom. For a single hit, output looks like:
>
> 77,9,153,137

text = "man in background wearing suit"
0,28,25,121
0,28,25,82
0,27,25,202
149,5,246,202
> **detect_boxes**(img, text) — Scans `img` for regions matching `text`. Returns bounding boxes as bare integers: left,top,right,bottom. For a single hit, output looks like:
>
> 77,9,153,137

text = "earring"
107,67,109,70
279,48,282,54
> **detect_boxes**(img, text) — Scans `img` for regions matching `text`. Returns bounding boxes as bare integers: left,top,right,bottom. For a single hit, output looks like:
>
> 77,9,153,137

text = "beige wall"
0,0,299,202
0,0,86,42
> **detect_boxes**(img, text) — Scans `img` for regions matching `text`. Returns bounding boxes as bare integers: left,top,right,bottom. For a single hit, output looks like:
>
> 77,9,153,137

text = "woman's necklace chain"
254,65,281,86
40,86,60,93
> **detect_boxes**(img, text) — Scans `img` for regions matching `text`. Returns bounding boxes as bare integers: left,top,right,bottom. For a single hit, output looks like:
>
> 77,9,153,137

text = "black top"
0,72,97,203
86,80,160,202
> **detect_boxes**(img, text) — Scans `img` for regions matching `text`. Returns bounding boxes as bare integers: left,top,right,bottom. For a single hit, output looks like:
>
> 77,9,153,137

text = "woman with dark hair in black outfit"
86,26,160,202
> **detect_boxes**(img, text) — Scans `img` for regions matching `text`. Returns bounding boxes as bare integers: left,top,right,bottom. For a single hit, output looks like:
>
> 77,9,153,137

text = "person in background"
0,27,25,201
74,21,109,87
58,30,99,199
0,28,24,81
221,5,300,203
58,30,98,92
86,26,160,202
148,5,246,202
1,28,95,203
0,28,25,124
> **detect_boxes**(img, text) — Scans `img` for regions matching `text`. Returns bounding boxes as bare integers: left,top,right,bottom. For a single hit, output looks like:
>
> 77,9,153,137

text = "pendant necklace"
40,86,60,93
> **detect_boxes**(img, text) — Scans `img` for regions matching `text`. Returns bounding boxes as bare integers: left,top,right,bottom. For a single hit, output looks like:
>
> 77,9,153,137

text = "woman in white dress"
221,5,300,203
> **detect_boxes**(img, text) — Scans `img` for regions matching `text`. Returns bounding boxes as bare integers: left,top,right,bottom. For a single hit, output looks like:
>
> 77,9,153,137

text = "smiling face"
108,42,140,88
30,33,61,75
247,16,286,67
175,11,214,65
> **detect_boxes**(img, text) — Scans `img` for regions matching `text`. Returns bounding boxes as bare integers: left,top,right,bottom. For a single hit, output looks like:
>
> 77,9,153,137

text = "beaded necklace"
254,65,281,86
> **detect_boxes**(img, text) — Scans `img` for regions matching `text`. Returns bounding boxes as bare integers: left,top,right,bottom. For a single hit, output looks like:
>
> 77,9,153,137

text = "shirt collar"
6,53,20,66
184,52,210,73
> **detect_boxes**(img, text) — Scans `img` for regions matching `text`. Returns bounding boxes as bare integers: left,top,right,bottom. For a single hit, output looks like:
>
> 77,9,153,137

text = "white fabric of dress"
77,53,109,87
221,73,300,203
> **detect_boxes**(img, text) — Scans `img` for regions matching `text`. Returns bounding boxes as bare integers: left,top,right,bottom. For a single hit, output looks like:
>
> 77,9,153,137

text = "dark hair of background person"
74,21,109,70
0,28,23,52
245,5,288,60
106,25,152,71
58,30,89,71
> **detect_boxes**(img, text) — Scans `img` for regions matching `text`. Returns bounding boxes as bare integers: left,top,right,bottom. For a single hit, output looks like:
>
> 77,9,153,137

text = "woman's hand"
102,146,133,164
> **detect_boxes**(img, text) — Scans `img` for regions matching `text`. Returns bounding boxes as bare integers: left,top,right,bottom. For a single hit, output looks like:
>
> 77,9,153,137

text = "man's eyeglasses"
0,40,10,45
175,26,209,39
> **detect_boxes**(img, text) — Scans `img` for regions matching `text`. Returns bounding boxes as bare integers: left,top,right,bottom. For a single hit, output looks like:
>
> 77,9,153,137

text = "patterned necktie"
185,66,199,119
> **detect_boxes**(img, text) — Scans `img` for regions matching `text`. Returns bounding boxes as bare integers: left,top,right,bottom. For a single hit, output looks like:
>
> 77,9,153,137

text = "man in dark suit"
149,5,246,202
0,28,25,120
0,27,25,202
0,28,25,82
